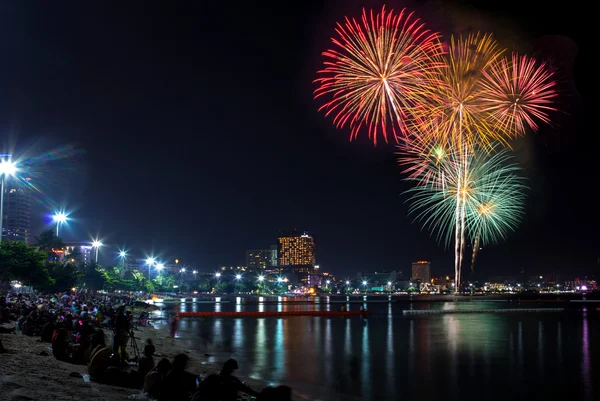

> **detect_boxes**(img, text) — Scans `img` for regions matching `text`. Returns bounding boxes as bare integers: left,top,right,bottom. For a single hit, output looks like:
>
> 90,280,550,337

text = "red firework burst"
314,6,445,145
480,52,557,136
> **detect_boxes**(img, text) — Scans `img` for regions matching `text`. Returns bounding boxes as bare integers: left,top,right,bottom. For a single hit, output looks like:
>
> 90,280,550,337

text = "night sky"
0,1,590,280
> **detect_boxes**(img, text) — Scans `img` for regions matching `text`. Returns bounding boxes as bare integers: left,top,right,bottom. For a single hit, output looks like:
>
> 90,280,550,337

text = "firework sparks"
481,52,558,137
404,144,526,250
314,6,445,145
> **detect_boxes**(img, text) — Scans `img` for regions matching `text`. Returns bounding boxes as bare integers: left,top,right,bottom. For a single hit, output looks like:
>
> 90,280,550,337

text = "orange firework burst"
480,52,557,137
424,32,505,151
314,6,445,145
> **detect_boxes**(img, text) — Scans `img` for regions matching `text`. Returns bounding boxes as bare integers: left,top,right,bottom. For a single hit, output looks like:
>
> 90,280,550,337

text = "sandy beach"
0,320,291,401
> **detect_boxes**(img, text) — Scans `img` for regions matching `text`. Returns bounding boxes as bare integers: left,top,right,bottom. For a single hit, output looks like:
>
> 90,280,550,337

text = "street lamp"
277,277,284,283
215,272,221,278
235,274,242,280
0,157,17,242
118,250,127,273
156,263,165,271
192,270,198,280
52,212,68,236
146,257,156,279
180,268,186,273
91,240,103,264
258,275,265,282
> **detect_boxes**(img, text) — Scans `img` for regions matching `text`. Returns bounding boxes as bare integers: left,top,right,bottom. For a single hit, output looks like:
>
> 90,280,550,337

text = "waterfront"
151,298,598,401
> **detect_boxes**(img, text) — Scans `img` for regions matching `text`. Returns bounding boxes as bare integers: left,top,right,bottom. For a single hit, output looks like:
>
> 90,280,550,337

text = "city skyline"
0,0,588,279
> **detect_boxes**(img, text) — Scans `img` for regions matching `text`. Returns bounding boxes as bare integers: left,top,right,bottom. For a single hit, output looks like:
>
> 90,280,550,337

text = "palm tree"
34,229,66,260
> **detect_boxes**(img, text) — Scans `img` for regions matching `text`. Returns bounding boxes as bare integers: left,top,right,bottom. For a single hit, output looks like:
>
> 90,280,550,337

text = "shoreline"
0,321,304,401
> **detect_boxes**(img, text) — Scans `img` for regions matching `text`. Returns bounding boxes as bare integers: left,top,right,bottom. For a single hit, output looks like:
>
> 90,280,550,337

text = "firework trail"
314,6,445,145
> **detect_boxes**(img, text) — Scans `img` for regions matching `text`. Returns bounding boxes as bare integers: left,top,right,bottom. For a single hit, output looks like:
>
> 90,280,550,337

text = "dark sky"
0,0,590,280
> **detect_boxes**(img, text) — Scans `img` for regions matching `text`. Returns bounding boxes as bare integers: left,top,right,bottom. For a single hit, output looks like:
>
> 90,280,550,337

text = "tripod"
128,330,140,362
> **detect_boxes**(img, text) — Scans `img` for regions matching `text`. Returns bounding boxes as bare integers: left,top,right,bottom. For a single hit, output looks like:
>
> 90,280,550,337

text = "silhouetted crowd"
0,290,291,401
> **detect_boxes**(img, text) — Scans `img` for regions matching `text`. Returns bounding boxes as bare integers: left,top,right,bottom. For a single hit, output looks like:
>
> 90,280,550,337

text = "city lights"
277,277,284,283
362,281,367,286
258,275,265,282
215,272,221,278
235,274,242,280
156,263,165,271
180,268,186,273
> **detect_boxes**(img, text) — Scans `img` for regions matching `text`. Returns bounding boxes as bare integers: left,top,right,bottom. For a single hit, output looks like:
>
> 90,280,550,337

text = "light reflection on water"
153,300,597,401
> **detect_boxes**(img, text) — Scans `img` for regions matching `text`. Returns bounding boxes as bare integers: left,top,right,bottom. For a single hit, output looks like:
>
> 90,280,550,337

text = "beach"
0,321,276,401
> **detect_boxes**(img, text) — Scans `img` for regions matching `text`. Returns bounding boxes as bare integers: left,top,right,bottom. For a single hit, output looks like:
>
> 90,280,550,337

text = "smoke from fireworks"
314,6,445,145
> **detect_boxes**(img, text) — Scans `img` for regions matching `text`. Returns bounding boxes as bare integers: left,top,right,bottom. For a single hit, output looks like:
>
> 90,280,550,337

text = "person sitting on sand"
52,328,72,362
143,358,172,399
137,344,155,386
194,359,259,401
160,354,198,401
88,345,113,381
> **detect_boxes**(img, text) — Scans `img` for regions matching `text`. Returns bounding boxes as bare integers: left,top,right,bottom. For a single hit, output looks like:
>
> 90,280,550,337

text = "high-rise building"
412,261,431,284
270,244,278,267
245,249,274,270
277,230,316,273
64,243,93,266
1,178,31,244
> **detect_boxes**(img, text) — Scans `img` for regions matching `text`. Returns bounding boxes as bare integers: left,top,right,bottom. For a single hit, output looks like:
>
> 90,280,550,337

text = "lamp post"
192,270,198,280
52,212,68,237
0,157,17,242
146,257,156,280
91,240,103,264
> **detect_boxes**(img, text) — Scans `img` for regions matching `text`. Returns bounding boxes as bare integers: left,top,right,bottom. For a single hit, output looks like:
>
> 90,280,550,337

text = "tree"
34,229,66,260
0,241,53,287
197,278,211,292
49,262,81,291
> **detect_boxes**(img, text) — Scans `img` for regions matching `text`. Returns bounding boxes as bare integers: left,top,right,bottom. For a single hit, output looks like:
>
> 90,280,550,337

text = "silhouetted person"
143,358,172,399
161,354,198,401
137,344,155,386
195,359,258,401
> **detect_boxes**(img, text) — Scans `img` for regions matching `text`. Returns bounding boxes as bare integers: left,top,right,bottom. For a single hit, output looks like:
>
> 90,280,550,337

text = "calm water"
152,298,599,401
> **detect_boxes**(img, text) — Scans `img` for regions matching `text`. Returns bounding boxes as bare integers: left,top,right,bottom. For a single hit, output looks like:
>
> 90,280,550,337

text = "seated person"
52,328,72,362
143,358,172,399
137,344,155,386
195,359,259,401
161,354,198,401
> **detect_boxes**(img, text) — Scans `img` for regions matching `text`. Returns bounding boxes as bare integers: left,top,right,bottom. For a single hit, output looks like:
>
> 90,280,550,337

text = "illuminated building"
411,261,431,284
277,230,316,273
246,249,277,270
64,243,93,266
1,178,31,244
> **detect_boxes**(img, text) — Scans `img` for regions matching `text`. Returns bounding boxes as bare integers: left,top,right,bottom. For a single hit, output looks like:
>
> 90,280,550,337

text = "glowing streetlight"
91,240,103,263
192,270,198,280
52,212,68,236
156,263,165,271
0,157,17,242
235,274,242,280
387,281,392,286
277,277,284,283
257,275,265,282
118,250,127,269
362,281,367,286
215,272,221,278
145,257,156,279
180,267,186,273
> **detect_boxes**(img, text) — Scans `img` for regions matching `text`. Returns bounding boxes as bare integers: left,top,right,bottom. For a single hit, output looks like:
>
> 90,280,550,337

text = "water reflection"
154,301,599,401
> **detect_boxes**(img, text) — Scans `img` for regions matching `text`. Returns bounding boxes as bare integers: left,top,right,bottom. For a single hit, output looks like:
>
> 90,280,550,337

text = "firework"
405,144,526,250
480,52,558,137
314,6,445,145
421,32,505,151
